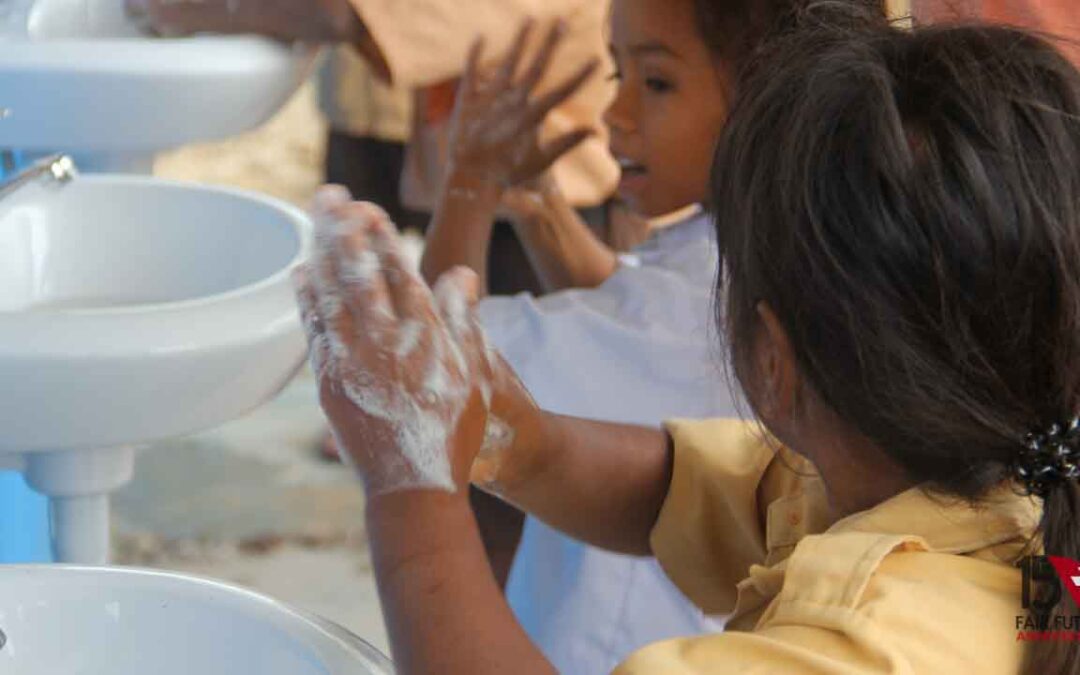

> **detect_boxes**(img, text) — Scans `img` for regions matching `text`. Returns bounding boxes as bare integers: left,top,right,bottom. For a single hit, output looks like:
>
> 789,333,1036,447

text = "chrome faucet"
0,153,78,201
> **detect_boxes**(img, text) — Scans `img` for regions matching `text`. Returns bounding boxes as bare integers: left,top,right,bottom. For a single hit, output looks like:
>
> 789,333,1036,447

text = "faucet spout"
0,154,78,202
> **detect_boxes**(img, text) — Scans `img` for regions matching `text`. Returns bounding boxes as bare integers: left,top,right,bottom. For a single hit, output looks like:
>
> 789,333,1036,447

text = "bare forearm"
491,414,673,556
469,486,525,589
507,185,617,292
421,173,504,293
367,491,553,675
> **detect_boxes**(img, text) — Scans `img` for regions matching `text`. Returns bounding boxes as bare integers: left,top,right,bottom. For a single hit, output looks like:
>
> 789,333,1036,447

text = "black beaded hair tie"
1013,417,1080,498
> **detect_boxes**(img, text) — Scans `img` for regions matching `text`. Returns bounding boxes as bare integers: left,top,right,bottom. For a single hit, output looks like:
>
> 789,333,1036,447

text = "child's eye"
644,77,673,93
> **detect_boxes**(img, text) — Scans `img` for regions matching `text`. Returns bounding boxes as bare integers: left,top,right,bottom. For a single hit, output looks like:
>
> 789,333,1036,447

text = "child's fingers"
433,266,481,338
292,265,334,379
523,59,599,129
434,267,493,399
534,129,595,176
462,36,487,98
331,203,398,336
311,184,353,215
366,210,440,327
292,265,322,342
497,19,536,88
518,20,566,94
312,215,354,342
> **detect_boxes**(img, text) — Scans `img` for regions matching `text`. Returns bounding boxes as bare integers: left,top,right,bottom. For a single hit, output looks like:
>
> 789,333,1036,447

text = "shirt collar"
826,482,1041,556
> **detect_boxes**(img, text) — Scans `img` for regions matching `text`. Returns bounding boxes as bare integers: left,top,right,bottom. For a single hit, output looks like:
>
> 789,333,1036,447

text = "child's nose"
604,84,638,136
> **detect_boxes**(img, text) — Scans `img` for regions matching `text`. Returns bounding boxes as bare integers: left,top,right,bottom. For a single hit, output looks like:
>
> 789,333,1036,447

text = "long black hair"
691,0,888,70
713,9,1080,673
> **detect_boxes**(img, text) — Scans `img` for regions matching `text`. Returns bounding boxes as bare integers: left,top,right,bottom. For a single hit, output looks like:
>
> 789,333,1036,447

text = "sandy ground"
153,80,327,207
114,81,392,654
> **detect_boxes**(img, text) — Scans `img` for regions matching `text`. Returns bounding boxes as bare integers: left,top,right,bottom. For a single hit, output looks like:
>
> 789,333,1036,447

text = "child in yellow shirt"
296,6,1080,675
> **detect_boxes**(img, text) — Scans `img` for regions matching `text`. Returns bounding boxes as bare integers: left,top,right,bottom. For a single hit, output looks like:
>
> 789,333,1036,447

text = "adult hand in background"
448,20,599,189
126,0,365,43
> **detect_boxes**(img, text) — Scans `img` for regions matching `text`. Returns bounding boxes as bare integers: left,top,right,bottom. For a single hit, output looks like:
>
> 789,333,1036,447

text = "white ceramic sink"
0,566,394,674
0,173,311,563
0,3,315,164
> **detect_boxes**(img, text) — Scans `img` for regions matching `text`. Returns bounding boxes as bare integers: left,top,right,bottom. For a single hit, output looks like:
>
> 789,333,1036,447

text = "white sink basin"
0,30,315,157
0,174,310,450
0,566,394,674
0,173,311,563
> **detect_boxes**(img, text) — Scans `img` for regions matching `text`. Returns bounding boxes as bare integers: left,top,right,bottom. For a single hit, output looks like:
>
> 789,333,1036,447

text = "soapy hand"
295,187,540,497
448,20,600,189
125,0,363,42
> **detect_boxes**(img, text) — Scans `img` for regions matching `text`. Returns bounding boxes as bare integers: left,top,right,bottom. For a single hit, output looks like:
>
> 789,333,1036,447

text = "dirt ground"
154,81,327,206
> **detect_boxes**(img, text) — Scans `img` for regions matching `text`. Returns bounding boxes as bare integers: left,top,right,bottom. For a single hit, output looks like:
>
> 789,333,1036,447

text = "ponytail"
1029,484,1080,673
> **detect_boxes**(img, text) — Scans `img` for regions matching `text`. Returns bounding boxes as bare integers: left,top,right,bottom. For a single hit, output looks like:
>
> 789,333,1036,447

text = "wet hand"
448,20,599,189
294,187,495,496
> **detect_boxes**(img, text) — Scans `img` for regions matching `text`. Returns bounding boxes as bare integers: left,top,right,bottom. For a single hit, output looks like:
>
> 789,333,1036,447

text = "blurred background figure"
317,48,427,234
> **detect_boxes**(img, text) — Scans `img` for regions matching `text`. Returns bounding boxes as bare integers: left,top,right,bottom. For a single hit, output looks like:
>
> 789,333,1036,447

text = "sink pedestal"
22,447,134,564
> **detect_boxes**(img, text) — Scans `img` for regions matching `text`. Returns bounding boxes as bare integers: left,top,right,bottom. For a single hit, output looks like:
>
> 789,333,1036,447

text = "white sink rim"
0,173,312,317
0,36,318,153
0,173,313,451
0,34,311,71
0,564,394,673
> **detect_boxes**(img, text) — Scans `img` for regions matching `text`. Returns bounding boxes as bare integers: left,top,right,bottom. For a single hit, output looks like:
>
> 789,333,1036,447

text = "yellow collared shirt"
616,418,1041,673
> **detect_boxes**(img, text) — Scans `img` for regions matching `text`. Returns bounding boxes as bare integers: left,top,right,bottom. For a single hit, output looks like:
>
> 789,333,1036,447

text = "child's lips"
617,161,648,196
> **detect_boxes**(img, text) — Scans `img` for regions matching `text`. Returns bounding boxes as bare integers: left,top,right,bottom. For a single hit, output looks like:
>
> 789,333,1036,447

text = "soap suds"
481,414,514,458
300,207,496,497
395,319,424,359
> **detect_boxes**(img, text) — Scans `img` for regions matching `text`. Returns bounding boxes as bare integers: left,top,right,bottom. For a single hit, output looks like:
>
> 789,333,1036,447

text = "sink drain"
0,627,6,650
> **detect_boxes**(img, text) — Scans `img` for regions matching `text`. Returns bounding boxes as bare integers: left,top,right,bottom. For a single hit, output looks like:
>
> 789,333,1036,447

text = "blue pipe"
0,153,55,563
0,472,52,563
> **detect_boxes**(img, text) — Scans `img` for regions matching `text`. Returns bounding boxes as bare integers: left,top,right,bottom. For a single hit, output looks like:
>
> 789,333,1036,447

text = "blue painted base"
0,472,52,563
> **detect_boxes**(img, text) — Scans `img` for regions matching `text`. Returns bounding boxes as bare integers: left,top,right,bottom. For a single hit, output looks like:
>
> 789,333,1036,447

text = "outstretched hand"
125,0,364,42
448,20,600,189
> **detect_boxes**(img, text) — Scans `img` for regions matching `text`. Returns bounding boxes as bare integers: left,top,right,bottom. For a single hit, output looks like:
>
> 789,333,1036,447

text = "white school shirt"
476,208,740,675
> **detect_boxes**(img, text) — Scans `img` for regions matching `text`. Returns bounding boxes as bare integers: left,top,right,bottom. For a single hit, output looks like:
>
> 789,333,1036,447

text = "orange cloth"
914,0,1080,64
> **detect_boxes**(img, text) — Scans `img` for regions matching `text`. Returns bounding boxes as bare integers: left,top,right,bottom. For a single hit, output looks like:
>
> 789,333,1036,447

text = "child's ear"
752,302,800,422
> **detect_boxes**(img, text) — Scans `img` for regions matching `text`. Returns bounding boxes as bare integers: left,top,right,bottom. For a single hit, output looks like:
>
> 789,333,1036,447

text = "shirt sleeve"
649,420,824,616
649,419,777,616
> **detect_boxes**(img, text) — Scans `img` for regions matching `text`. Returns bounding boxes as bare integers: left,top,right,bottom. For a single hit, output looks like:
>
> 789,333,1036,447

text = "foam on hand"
298,201,491,497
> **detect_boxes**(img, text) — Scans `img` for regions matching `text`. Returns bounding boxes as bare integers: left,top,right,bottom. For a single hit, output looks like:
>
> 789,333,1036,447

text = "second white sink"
0,33,315,158
0,174,311,451
0,566,394,674
0,173,312,564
